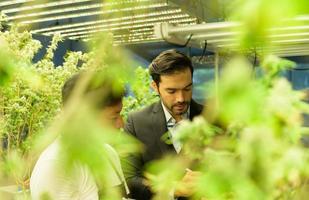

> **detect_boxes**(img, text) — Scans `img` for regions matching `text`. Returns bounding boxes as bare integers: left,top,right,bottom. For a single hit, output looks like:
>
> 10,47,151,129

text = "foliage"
0,24,87,196
122,66,158,119
0,1,308,200
0,26,84,155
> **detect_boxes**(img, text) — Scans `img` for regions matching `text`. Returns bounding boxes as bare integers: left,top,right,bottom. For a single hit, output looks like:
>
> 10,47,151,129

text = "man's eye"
167,90,175,94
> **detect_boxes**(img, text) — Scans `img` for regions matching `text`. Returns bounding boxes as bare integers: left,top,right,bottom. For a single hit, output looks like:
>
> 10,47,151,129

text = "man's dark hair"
149,49,193,85
62,72,124,108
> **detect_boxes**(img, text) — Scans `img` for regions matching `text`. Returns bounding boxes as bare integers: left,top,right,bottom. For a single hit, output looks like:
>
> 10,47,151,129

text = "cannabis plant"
122,66,159,119
0,24,88,196
0,26,85,155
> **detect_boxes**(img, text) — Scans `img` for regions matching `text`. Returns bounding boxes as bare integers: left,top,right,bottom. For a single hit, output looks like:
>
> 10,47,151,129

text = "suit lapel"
151,101,175,154
189,100,203,120
151,100,203,155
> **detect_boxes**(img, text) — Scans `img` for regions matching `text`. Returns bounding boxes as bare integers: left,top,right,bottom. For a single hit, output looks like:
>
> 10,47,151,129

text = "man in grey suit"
124,49,203,200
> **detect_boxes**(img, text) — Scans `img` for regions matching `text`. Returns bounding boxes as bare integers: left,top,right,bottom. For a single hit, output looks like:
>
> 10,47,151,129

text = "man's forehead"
161,82,192,90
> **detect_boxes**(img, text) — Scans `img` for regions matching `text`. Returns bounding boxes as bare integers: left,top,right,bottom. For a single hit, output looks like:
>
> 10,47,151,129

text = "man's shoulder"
190,100,204,118
125,101,162,136
192,100,204,110
129,101,160,119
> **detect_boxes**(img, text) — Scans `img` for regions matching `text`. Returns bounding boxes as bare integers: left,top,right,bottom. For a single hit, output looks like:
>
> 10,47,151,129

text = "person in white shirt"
30,72,130,200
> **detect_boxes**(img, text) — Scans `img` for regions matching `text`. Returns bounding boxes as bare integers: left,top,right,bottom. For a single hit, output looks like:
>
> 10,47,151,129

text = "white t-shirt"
30,140,129,200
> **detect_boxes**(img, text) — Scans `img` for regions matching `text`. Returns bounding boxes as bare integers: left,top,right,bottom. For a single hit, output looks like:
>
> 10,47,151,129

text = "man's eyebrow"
184,83,193,88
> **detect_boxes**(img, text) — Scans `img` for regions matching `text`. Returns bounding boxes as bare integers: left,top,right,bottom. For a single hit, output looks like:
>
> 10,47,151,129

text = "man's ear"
151,81,159,94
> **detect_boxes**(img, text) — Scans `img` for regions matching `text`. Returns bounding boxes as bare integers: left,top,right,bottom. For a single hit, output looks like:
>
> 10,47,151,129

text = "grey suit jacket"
124,100,203,200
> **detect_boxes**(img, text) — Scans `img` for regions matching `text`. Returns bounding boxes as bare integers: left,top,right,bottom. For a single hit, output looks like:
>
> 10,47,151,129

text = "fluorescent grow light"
18,2,168,24
31,9,182,33
41,14,192,36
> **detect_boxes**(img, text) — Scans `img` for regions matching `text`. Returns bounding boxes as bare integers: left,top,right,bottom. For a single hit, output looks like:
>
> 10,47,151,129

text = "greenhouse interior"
1,0,309,199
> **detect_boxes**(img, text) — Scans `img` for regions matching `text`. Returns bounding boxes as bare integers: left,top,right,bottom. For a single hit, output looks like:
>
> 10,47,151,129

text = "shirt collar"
161,101,190,123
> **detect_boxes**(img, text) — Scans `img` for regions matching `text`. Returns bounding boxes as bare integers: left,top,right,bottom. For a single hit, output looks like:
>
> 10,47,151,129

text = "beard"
160,100,189,116
158,91,191,116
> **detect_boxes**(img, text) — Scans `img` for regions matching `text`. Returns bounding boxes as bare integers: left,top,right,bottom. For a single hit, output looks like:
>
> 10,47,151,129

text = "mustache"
173,102,189,107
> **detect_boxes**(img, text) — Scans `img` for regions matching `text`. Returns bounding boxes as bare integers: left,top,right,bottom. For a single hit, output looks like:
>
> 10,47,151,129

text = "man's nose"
176,91,185,102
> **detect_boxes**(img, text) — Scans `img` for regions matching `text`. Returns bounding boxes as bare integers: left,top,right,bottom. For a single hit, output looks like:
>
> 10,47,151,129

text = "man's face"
101,101,124,129
152,67,192,118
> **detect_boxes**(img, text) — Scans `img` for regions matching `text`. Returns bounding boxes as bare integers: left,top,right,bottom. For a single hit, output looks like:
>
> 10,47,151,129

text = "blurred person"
30,72,130,200
124,49,203,200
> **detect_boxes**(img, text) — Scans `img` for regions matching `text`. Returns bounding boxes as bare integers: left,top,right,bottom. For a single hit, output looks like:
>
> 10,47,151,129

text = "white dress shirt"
161,102,190,154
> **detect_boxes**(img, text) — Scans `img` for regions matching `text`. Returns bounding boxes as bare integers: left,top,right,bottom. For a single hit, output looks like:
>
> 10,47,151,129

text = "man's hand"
174,169,201,197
